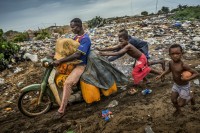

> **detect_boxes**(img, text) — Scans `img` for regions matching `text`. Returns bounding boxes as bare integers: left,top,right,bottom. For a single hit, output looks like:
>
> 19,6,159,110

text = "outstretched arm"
96,43,121,51
160,69,171,77
99,46,128,56
156,62,171,80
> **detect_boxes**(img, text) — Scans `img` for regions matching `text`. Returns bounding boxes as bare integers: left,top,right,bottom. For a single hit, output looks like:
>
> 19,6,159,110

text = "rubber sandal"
127,88,138,95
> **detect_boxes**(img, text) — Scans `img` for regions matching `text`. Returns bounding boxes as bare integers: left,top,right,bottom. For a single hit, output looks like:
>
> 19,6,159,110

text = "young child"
156,44,199,116
99,30,161,95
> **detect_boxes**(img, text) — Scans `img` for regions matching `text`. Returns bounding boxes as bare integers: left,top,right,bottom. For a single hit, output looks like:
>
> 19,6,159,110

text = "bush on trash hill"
87,16,106,28
0,29,20,71
171,5,200,20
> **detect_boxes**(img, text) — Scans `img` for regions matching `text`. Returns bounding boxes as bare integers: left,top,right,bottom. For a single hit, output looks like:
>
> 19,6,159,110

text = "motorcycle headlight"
42,61,50,67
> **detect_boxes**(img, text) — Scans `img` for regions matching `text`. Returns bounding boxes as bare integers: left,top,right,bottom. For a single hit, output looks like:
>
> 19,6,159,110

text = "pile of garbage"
88,15,200,77
0,15,200,116
1,14,200,84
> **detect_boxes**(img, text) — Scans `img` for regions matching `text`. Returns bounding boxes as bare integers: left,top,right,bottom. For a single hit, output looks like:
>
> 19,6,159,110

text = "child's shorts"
172,83,191,100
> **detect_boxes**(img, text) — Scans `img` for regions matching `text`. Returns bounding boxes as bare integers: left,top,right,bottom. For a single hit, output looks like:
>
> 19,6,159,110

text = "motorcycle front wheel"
18,90,53,117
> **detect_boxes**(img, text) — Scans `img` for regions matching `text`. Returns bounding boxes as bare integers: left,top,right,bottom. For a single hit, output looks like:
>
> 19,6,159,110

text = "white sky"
0,0,199,32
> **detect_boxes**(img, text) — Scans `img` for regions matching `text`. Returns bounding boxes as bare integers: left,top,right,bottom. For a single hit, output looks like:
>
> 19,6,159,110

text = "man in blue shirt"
53,18,91,119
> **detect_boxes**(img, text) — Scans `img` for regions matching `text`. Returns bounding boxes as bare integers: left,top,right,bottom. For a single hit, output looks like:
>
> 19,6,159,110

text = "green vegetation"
0,29,20,70
171,5,200,20
158,6,170,14
13,32,29,42
140,5,200,21
141,11,148,16
13,29,51,41
87,16,106,28
35,29,50,40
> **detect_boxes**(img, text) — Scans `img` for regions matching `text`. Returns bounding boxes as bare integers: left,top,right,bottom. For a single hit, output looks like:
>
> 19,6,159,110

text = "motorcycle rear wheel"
18,90,53,117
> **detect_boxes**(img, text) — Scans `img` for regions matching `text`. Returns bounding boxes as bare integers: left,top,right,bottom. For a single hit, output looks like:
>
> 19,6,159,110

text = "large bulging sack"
54,38,82,66
54,38,82,87
54,38,80,60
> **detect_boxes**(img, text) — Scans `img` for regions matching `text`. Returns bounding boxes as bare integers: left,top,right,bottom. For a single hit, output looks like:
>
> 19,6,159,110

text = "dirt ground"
0,55,200,133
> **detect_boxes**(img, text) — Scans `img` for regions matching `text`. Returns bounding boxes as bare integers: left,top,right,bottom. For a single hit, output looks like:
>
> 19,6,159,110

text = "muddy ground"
0,54,200,133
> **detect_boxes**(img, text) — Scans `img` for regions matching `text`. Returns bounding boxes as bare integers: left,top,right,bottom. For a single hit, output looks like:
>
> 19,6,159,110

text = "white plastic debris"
119,85,127,90
17,81,24,88
14,67,23,74
193,37,200,42
193,79,199,86
195,65,200,69
23,53,38,62
107,100,118,108
145,125,154,133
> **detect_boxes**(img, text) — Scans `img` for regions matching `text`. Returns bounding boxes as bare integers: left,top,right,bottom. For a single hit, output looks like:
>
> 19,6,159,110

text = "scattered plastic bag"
107,100,118,108
193,79,199,86
23,53,38,62
142,89,152,95
102,109,112,121
14,67,23,73
145,125,154,133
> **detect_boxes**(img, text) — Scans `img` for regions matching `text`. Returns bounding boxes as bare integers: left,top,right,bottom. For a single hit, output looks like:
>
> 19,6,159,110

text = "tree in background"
157,6,170,14
0,29,3,39
141,11,148,16
177,5,188,10
161,6,170,14
171,5,200,20
149,12,155,15
87,16,106,28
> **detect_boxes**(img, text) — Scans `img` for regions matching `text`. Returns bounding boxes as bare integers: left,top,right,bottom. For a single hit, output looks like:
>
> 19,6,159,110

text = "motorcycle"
18,52,124,117
18,57,82,117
